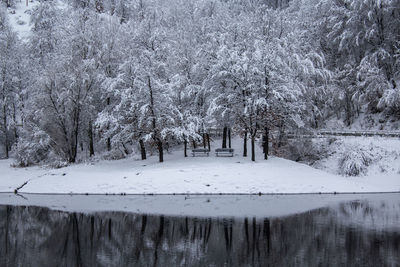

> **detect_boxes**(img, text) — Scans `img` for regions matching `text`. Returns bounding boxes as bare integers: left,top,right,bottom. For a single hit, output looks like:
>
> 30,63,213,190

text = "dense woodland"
0,0,399,164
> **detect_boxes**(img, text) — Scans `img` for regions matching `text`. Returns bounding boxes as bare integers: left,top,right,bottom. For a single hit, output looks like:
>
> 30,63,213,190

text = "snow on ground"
0,138,399,195
7,0,40,41
6,0,67,41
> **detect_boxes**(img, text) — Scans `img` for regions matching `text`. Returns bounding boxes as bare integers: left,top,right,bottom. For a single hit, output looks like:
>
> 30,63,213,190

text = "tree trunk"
228,128,231,148
122,142,129,155
70,109,80,163
206,134,210,151
243,130,247,157
192,139,197,149
139,139,146,160
203,133,207,149
12,102,18,142
222,127,227,148
277,121,284,148
107,137,111,151
157,139,163,163
88,121,94,157
263,127,269,160
251,135,255,162
106,97,111,151
184,139,187,157
2,110,8,159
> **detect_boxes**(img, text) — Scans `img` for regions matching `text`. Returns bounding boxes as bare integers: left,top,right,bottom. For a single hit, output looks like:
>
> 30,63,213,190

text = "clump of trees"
0,0,399,164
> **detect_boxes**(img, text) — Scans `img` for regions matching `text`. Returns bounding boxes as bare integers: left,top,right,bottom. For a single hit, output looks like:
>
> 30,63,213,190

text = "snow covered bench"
215,148,234,157
191,148,210,157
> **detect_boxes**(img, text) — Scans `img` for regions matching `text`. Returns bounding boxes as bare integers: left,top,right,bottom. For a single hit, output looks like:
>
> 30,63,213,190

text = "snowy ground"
6,0,40,41
0,138,399,195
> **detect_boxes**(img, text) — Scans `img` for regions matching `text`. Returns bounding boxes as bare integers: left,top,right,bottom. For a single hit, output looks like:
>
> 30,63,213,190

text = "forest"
0,0,399,165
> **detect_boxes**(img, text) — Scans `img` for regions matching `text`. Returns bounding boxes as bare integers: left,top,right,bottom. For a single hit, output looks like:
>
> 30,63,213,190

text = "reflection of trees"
0,200,399,267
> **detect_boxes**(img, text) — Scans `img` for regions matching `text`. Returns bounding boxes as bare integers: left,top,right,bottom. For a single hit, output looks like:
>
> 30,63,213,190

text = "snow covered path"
1,152,399,194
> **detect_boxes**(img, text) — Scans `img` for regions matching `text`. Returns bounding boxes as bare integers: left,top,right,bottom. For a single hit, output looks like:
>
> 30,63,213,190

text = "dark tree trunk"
157,139,163,162
243,130,247,157
206,134,211,151
222,127,227,148
2,104,8,159
12,102,18,142
107,137,111,151
106,97,111,152
263,127,269,160
192,139,197,149
139,139,146,160
251,135,255,162
69,109,80,163
203,133,207,149
184,139,187,157
88,121,94,157
277,122,284,148
228,128,231,148
122,142,129,155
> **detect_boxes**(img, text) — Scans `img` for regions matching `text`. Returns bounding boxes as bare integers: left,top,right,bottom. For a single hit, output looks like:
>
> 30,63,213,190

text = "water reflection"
0,198,399,266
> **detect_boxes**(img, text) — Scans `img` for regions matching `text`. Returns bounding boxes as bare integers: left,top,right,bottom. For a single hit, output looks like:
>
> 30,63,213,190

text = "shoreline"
1,192,399,218
5,191,400,196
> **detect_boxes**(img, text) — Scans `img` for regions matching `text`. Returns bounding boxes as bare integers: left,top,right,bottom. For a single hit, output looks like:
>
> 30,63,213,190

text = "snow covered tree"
0,7,20,158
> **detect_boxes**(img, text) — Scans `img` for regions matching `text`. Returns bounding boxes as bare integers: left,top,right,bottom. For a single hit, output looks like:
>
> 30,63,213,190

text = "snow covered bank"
0,149,399,194
0,136,399,194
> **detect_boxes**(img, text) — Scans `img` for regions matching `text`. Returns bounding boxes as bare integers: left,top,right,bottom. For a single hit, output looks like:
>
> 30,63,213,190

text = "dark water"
0,197,399,267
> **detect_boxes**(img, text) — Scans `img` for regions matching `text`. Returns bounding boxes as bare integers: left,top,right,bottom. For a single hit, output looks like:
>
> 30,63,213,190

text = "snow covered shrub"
280,138,328,163
338,146,373,176
102,148,126,160
378,87,400,116
45,155,69,169
13,129,52,167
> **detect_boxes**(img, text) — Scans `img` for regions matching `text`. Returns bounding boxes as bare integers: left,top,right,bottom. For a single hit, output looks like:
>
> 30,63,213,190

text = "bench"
192,148,210,157
215,148,234,157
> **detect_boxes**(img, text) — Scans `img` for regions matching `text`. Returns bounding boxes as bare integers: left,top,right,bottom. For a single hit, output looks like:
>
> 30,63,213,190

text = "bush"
102,149,126,160
280,138,329,163
338,146,373,176
13,128,52,167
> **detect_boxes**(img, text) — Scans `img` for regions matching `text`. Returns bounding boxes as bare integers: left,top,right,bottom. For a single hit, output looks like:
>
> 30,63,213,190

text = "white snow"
7,0,39,41
0,138,399,195
313,136,400,179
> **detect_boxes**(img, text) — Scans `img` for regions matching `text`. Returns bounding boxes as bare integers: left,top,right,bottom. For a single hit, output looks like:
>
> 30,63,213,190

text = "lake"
0,193,399,266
